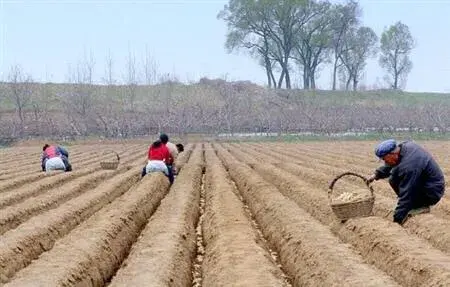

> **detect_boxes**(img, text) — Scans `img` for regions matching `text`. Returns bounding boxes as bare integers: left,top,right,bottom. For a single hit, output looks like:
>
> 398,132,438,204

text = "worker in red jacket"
141,139,173,183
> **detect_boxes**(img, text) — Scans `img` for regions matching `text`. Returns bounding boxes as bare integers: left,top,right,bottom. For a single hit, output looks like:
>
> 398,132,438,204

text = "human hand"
366,174,376,184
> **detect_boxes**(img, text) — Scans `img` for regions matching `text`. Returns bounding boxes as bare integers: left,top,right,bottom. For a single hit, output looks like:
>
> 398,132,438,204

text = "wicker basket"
100,150,120,170
328,172,375,221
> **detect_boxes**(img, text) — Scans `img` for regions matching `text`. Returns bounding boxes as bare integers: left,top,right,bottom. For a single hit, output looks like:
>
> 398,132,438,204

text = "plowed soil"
0,140,449,287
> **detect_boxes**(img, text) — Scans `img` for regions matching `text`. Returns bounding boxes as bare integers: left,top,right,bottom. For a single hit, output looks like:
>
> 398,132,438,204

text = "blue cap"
375,139,397,158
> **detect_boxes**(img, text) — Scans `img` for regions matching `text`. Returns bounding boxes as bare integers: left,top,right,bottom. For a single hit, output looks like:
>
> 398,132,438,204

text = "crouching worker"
173,143,184,175
367,139,445,225
159,133,186,181
42,144,72,172
141,139,173,184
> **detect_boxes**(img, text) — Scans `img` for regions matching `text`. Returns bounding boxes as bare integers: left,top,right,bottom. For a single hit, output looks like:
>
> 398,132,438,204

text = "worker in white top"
159,133,184,179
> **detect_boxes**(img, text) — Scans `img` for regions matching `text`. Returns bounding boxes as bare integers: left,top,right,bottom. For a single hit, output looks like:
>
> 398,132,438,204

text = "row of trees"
1,75,448,141
218,0,415,90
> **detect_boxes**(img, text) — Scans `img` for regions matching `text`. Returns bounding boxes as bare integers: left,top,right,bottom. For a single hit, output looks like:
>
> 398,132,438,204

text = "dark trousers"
167,165,174,184
389,176,441,209
61,156,72,172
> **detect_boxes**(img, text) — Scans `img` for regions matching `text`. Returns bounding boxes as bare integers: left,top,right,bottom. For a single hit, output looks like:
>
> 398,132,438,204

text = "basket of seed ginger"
328,172,375,221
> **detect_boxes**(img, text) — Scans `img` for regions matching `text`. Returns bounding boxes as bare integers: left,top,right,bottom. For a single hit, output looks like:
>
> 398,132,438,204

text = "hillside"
1,78,449,143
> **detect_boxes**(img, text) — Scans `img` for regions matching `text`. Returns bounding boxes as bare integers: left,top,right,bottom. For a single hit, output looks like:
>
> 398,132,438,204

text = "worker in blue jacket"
367,139,445,225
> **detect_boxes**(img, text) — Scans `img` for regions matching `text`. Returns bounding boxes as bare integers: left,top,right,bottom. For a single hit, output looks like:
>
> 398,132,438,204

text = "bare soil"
0,141,448,286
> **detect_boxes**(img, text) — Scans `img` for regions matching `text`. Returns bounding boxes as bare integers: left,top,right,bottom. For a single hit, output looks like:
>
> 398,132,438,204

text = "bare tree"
61,52,98,136
95,52,118,137
143,47,159,85
102,51,116,85
124,50,138,111
6,65,34,136
71,53,95,116
217,82,241,134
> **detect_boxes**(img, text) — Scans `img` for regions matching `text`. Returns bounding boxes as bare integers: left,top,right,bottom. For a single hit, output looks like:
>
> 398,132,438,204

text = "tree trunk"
270,71,276,89
277,68,285,89
352,77,358,91
266,69,272,88
283,54,291,89
332,57,339,90
285,68,291,89
303,65,310,90
17,105,24,136
264,57,272,88
393,53,399,89
310,69,316,90
393,71,399,90
346,76,352,91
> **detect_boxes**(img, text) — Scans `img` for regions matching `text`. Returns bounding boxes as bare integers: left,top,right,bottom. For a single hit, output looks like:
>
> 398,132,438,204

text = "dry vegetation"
1,78,449,143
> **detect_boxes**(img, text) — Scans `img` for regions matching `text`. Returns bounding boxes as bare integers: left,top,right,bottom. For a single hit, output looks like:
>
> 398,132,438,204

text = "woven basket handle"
328,171,374,198
104,150,120,163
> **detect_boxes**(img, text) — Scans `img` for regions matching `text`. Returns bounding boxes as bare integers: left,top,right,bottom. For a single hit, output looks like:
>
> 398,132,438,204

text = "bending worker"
368,139,445,225
159,133,183,179
141,139,172,183
42,144,72,172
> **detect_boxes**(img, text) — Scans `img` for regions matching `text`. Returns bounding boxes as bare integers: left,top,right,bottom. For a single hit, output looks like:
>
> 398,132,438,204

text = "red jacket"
148,144,171,163
44,145,59,159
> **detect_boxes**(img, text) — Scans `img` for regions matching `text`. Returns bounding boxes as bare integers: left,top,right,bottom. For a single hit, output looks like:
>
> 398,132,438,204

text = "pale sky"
1,0,450,93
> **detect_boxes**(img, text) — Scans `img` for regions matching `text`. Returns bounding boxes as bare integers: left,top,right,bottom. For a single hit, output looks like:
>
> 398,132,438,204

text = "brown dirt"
214,143,399,287
226,144,450,286
0,150,102,192
4,172,169,287
0,166,142,283
0,141,447,286
235,143,450,256
265,142,450,220
192,172,205,287
0,149,98,178
0,170,93,206
337,218,450,286
175,143,195,172
201,144,290,286
0,149,84,169
108,145,203,286
0,149,145,208
0,146,141,187
0,173,54,193
0,170,115,235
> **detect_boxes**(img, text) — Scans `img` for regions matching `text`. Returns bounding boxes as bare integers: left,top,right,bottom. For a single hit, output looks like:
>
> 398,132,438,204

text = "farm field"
0,140,449,286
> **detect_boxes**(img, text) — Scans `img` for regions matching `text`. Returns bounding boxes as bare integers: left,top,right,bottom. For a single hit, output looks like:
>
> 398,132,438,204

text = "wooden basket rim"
328,171,374,203
100,150,120,164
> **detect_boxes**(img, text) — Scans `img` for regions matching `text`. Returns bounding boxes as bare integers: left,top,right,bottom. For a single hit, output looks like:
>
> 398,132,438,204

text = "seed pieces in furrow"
214,144,399,287
0,167,142,283
201,145,290,286
231,146,450,287
0,170,118,235
0,169,94,207
4,172,170,287
109,146,203,287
